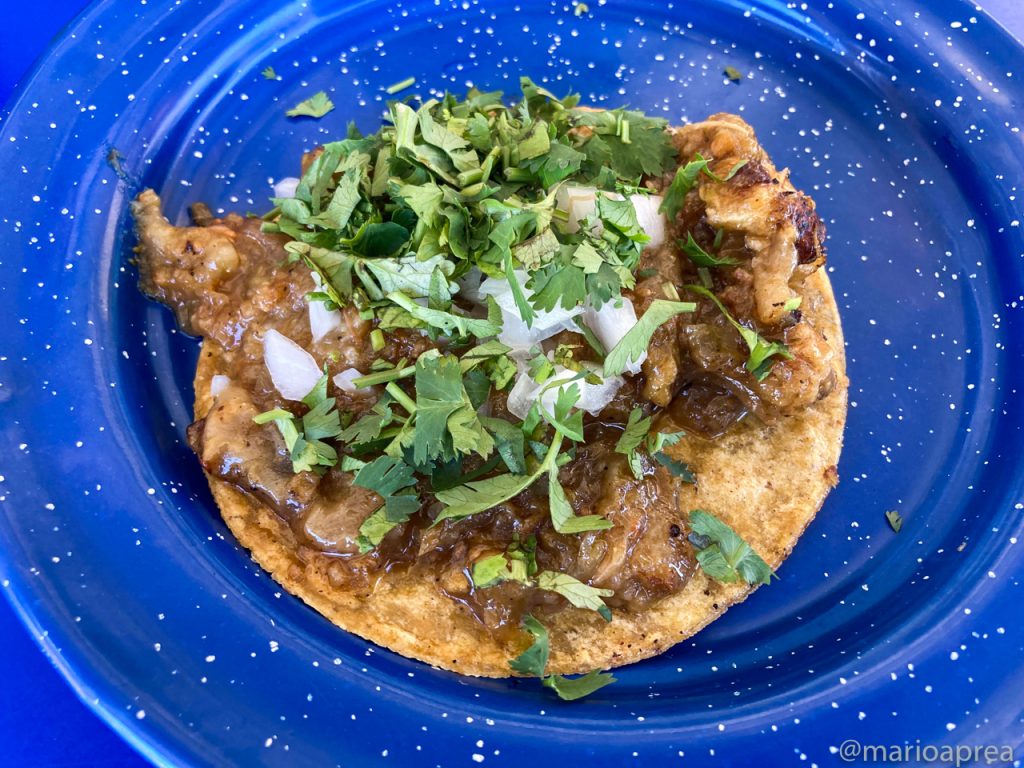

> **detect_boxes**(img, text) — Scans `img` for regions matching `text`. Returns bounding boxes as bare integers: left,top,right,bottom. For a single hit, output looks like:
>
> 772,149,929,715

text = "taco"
132,79,846,691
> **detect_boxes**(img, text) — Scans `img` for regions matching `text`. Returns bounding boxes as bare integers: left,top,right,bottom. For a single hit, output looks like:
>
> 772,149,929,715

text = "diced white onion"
309,301,341,342
506,363,624,420
263,329,322,401
307,272,342,342
555,186,666,246
582,297,646,375
333,368,372,394
555,186,600,234
210,374,230,397
273,176,300,200
630,193,665,248
478,271,584,355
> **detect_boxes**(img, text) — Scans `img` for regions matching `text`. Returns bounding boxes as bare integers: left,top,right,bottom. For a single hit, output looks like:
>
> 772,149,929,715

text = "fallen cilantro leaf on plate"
286,91,335,119
542,669,616,700
261,66,277,80
885,509,904,533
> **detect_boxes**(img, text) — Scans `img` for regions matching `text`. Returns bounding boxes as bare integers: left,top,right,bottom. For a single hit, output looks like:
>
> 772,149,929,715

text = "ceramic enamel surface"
0,1,1022,765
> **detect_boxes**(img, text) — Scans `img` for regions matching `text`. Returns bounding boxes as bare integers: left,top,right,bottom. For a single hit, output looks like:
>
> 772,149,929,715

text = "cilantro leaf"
885,509,903,533
387,291,501,340
352,456,421,551
528,259,587,313
521,142,586,187
481,416,528,474
548,464,612,534
614,407,651,456
678,232,740,267
471,554,514,588
542,670,617,701
286,91,335,119
570,108,675,179
659,158,706,221
536,570,613,621
539,381,585,443
652,450,695,482
684,284,792,382
262,66,277,80
509,615,549,676
688,509,774,585
352,455,417,498
659,154,748,221
433,437,562,523
614,407,652,480
253,373,341,473
603,299,695,377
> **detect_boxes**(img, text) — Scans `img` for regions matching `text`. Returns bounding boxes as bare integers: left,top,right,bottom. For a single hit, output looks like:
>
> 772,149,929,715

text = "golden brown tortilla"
192,265,846,677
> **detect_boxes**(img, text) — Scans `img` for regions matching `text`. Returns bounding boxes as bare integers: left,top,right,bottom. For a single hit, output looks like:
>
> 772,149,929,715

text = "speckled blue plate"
2,0,1023,765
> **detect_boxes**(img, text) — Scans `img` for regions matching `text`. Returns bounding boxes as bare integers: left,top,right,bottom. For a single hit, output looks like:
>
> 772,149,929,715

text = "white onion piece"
506,364,624,420
495,308,581,356
307,272,342,342
582,297,646,375
309,300,341,343
263,329,322,401
273,176,300,200
210,374,231,397
556,186,665,246
555,186,600,234
479,271,585,349
630,194,666,248
333,368,372,394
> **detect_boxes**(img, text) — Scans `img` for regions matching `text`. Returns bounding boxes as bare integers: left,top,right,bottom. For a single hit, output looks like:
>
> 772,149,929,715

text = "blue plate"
2,0,1023,764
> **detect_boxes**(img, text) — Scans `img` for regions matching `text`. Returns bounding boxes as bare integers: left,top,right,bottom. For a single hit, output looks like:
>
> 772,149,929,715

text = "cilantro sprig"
684,284,792,381
253,373,342,473
688,509,774,585
659,152,748,222
613,408,692,481
603,299,695,376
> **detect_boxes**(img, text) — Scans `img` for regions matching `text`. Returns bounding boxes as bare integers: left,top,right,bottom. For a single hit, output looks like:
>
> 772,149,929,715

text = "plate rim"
2,0,1024,764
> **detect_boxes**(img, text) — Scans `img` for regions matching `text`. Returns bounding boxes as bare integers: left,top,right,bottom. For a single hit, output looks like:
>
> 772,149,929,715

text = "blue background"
0,1,1021,766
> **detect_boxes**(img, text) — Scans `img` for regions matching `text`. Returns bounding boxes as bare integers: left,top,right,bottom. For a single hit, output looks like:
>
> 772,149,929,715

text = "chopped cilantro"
385,76,416,95
679,232,740,268
252,373,342,473
688,509,774,585
685,284,792,382
261,66,277,80
603,299,695,376
659,153,748,221
543,669,616,700
548,464,612,534
509,615,550,676
885,509,904,533
652,451,695,482
536,570,613,621
432,437,563,523
471,553,516,588
509,616,616,700
286,91,335,119
724,65,743,83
